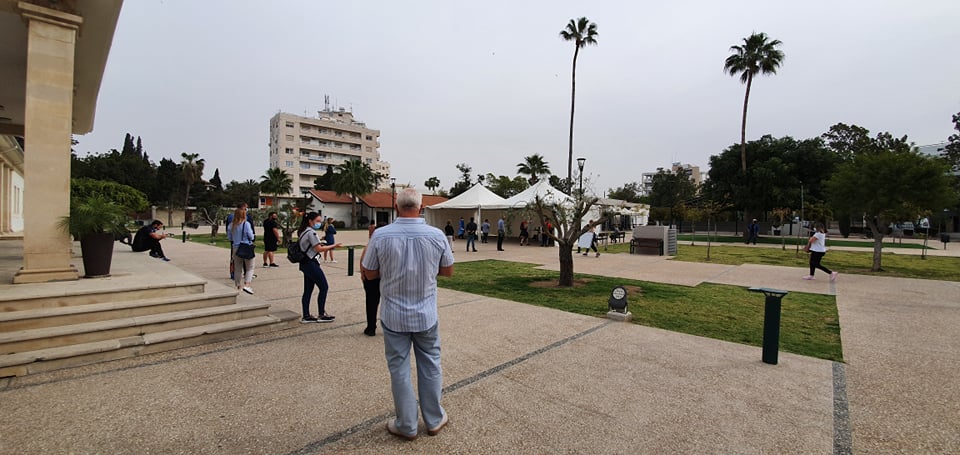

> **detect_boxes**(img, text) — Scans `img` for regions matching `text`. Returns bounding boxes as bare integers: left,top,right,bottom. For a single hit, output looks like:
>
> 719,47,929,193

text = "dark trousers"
809,251,832,276
363,277,381,332
497,230,505,250
299,259,329,317
144,238,165,258
481,233,488,243
466,234,477,251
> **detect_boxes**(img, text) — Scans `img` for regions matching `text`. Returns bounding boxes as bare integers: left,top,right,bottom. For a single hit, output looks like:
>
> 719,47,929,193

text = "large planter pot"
80,233,115,278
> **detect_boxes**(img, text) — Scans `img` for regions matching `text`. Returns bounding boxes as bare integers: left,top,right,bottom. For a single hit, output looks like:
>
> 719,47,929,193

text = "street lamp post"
390,177,397,223
576,157,586,197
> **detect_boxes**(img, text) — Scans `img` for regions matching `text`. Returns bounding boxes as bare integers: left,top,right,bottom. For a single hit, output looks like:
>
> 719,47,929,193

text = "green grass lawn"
672,245,960,281
438,260,843,361
679,233,931,249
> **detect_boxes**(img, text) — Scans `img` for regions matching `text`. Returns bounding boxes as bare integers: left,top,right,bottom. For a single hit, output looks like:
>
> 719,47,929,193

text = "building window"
366,135,373,141
301,163,311,169
366,158,372,164
285,121,294,128
366,146,372,152
350,144,361,150
334,131,343,137
285,161,294,167
285,148,294,154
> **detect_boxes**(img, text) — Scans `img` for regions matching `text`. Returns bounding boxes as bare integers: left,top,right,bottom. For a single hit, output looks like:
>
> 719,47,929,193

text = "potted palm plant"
58,195,129,277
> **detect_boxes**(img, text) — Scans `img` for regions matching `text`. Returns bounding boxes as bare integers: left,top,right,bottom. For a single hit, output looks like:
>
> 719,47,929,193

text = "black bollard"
748,287,788,365
182,231,186,243
347,246,355,276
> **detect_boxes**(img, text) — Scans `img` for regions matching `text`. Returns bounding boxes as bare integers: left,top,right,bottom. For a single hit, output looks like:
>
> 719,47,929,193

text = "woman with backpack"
297,212,341,323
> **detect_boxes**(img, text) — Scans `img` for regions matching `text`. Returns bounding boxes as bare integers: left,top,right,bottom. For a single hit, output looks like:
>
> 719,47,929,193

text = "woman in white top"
803,222,838,281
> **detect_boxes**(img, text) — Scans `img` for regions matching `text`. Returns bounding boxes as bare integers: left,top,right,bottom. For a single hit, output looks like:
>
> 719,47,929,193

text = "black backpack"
287,231,309,263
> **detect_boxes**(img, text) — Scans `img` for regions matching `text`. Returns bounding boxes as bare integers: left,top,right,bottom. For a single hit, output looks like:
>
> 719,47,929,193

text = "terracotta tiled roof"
359,192,448,208
422,195,448,207
308,190,354,204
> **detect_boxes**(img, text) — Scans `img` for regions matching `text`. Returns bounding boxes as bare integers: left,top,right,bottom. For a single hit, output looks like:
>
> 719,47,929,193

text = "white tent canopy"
503,181,573,208
424,183,508,229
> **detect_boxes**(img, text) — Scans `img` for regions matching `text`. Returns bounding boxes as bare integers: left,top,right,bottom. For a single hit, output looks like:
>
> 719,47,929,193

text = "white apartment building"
269,109,391,196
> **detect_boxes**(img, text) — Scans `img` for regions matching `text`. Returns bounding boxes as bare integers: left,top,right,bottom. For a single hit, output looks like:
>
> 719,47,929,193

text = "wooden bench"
609,232,626,243
630,237,664,255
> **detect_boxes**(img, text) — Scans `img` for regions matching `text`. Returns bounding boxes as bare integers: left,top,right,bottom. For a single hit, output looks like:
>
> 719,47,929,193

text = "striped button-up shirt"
362,217,455,332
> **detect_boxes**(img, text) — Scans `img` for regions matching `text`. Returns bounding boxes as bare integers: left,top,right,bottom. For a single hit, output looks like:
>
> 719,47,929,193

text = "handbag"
235,220,255,259
236,243,255,259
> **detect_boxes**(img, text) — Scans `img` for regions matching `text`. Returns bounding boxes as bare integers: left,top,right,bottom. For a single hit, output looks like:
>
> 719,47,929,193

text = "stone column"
0,162,8,235
13,3,82,283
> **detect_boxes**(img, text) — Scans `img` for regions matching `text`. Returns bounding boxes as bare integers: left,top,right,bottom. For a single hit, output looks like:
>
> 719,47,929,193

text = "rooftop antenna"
324,95,330,112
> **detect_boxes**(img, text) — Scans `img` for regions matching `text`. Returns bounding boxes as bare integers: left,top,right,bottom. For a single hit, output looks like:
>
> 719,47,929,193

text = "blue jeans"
466,234,476,251
299,259,329,317
382,322,445,436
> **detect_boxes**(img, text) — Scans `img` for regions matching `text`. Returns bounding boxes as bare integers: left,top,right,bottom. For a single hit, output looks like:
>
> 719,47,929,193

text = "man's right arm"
438,265,453,277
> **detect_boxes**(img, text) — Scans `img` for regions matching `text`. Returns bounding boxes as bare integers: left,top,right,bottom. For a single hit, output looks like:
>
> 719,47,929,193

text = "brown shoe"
427,413,448,436
386,421,417,441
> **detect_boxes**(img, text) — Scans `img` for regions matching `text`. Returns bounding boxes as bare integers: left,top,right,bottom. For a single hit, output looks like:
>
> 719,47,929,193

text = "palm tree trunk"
739,73,753,173
567,45,580,191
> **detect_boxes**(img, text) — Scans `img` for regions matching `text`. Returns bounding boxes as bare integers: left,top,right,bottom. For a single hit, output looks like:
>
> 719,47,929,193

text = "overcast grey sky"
78,0,960,195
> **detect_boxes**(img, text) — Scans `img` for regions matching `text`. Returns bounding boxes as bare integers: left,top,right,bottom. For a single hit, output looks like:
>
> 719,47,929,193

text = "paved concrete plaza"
0,231,957,454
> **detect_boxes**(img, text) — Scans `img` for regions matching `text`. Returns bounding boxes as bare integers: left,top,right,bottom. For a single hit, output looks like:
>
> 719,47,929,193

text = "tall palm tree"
424,176,441,194
332,159,380,228
180,152,205,207
724,32,784,173
259,167,293,207
517,154,551,184
560,17,598,191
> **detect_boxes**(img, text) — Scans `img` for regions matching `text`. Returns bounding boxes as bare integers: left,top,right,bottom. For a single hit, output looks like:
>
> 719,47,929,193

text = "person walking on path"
496,216,506,251
361,188,455,440
225,202,254,279
465,217,478,252
262,211,281,267
803,222,838,281
297,212,341,323
444,220,455,252
322,217,338,263
359,222,383,336
519,219,529,246
228,207,256,294
579,221,600,257
457,217,465,239
746,219,760,245
480,219,490,244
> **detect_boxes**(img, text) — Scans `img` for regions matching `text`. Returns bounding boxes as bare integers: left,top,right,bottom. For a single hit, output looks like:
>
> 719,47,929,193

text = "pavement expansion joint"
283,320,612,453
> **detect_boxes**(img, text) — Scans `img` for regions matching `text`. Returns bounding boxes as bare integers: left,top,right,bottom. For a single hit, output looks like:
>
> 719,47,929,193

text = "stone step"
0,288,238,332
0,310,301,377
0,279,207,312
0,303,271,354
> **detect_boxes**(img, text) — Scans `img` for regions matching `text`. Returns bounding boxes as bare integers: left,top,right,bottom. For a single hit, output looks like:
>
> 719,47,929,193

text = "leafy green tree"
424,176,441,194
703,135,838,217
724,32,785,172
209,168,223,192
560,17,598,191
259,167,293,207
940,112,960,172
483,173,529,198
607,182,644,203
826,127,956,271
313,166,336,190
180,152,204,207
332,159,381,228
71,178,149,213
449,163,475,197
517,154,551,184
648,170,697,226
224,179,261,209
